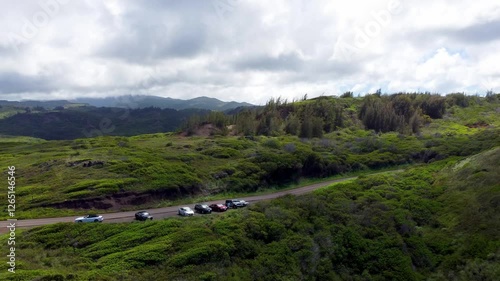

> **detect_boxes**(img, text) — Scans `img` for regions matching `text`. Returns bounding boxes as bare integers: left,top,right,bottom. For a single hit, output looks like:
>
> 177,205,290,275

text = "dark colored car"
135,211,153,221
225,199,249,209
194,204,212,214
209,203,228,212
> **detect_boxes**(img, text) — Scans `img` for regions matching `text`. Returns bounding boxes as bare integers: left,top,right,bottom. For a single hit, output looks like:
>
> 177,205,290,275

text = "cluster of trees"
183,92,497,137
182,111,228,135
183,96,349,138
240,97,346,138
358,93,439,133
357,92,496,133
0,106,210,140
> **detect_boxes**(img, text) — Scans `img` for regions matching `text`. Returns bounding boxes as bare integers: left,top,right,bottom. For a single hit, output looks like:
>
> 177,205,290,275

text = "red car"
209,203,228,212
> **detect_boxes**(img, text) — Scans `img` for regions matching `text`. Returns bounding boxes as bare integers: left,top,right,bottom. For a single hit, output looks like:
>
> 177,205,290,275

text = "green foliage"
341,91,354,98
299,115,313,138
284,113,301,135
359,94,409,133
131,162,201,190
1,94,498,142
6,148,499,280
0,96,498,220
63,178,138,195
0,106,211,140
202,147,241,158
0,94,498,280
235,109,257,135
421,95,446,119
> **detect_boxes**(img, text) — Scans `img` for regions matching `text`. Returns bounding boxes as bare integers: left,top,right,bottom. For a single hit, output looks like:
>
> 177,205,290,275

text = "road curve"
0,170,402,232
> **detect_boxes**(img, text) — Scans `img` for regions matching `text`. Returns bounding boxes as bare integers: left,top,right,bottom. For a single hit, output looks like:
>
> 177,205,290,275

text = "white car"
225,199,249,208
74,214,103,223
178,207,194,216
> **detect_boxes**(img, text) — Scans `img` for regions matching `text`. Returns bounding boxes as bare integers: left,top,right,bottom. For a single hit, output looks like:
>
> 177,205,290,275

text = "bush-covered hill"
1,93,498,141
2,147,498,281
183,92,500,138
0,94,498,219
0,106,210,140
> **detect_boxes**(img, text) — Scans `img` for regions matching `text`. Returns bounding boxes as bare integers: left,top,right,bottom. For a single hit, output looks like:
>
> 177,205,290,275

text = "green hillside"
0,105,25,119
0,93,498,280
0,106,210,140
2,148,498,280
0,94,498,219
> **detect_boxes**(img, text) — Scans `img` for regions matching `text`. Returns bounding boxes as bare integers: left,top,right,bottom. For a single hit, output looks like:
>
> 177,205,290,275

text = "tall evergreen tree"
284,114,301,135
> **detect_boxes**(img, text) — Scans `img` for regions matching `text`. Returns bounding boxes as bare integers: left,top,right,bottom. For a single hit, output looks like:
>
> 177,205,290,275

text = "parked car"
178,207,194,216
209,203,228,212
75,214,103,223
225,199,249,209
135,211,153,221
194,204,212,214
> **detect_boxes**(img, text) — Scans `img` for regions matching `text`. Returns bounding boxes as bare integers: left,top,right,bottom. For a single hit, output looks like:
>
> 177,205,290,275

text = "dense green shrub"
202,147,241,158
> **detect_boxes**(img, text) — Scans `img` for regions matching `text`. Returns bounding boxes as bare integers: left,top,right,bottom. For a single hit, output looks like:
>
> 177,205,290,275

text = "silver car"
75,214,103,223
178,207,194,216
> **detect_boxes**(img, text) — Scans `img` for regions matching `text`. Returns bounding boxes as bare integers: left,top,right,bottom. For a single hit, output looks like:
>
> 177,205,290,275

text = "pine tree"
236,110,256,135
299,116,313,138
284,114,300,135
311,117,324,138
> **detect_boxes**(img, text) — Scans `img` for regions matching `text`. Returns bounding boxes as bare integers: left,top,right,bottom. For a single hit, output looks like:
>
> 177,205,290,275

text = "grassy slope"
1,147,498,281
0,103,498,219
423,103,500,136
0,106,24,119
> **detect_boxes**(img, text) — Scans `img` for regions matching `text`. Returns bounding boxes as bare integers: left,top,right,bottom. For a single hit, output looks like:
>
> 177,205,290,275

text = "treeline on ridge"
0,92,498,140
0,106,210,140
183,92,499,137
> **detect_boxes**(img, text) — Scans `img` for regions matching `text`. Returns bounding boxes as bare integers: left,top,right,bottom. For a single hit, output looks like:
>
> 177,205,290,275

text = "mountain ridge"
71,95,254,110
0,95,254,111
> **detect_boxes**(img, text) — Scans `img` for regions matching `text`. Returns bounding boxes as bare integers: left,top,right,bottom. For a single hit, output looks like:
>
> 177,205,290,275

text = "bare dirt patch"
466,121,489,128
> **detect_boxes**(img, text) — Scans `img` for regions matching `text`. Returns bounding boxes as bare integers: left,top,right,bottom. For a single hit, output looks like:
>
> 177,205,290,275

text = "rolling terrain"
0,170,402,232
0,148,498,280
0,93,498,280
0,94,498,220
0,95,254,140
0,106,211,140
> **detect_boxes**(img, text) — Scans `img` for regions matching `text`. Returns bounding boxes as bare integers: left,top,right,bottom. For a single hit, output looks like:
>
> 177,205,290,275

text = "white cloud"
0,0,498,103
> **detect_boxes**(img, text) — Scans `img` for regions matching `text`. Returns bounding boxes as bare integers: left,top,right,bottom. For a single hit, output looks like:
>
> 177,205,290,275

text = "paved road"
0,170,401,232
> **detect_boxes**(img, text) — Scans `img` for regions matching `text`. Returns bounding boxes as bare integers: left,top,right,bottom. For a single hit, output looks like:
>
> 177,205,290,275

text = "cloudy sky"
0,0,499,104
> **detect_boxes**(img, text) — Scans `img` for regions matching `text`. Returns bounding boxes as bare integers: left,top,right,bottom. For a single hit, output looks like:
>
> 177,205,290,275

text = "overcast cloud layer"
0,0,499,104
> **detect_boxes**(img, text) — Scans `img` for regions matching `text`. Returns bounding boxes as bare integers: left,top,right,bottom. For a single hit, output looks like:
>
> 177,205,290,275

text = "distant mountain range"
0,95,255,140
0,99,79,109
71,95,254,111
0,95,254,111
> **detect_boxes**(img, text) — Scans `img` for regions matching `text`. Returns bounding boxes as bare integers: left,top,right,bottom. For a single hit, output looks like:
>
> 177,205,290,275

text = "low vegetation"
0,93,498,280
2,147,498,280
